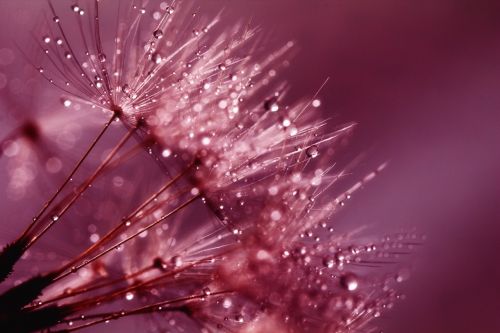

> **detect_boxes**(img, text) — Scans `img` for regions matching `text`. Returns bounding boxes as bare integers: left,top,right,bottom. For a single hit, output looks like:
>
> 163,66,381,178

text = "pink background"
0,0,499,332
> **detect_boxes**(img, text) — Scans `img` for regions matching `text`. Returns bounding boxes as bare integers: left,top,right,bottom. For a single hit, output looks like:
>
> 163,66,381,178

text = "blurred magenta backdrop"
0,1,499,332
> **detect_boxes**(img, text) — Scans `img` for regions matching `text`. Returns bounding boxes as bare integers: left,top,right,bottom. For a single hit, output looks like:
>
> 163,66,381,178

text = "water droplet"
53,16,60,23
152,257,166,270
264,97,279,112
312,99,321,108
306,145,319,158
222,298,232,309
153,29,163,39
323,257,334,268
171,255,182,267
71,5,80,13
340,273,359,291
89,233,100,243
125,292,134,301
202,287,211,296
270,210,282,221
122,84,131,94
161,149,171,157
55,38,63,46
43,36,51,44
51,215,59,222
98,53,106,62
201,137,211,146
152,52,162,64
62,99,72,108
64,52,72,60
218,64,226,71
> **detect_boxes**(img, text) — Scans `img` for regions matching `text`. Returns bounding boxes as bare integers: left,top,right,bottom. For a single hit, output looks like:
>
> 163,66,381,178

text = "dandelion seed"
0,2,414,333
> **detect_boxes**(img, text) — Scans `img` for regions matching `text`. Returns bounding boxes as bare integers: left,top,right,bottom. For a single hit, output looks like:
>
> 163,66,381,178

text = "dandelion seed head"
0,1,414,332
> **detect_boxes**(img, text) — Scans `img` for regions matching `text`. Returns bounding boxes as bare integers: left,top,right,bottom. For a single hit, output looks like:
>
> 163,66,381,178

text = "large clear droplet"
62,99,72,108
98,53,106,63
322,257,334,268
312,99,321,108
153,29,163,39
122,84,131,94
152,52,162,64
202,287,211,296
171,255,182,267
306,145,319,158
264,97,279,112
340,273,359,291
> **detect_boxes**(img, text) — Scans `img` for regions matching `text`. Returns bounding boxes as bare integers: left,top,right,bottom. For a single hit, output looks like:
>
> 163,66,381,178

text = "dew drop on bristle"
122,84,131,94
153,29,163,39
171,255,182,267
43,36,51,44
98,53,106,63
306,145,319,158
153,257,166,270
161,149,171,157
312,99,321,107
62,99,72,108
202,287,211,296
152,53,162,64
323,257,334,268
264,97,279,112
340,273,359,291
